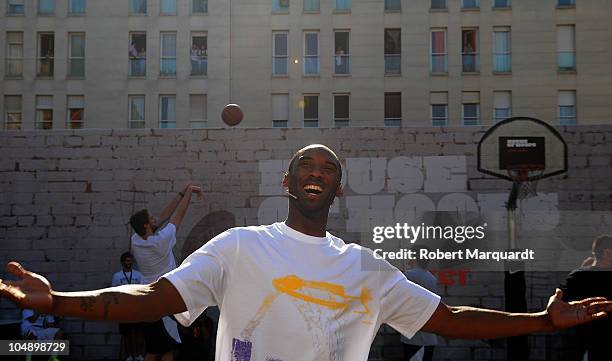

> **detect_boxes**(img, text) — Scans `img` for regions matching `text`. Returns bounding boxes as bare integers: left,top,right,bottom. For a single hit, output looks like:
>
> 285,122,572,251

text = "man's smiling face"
283,146,343,215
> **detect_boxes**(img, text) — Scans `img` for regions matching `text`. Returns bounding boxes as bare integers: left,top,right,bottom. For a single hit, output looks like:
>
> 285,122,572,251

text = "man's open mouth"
304,184,323,195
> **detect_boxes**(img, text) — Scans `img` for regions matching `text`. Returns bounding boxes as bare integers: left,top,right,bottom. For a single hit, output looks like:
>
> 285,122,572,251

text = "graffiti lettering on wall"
256,156,560,233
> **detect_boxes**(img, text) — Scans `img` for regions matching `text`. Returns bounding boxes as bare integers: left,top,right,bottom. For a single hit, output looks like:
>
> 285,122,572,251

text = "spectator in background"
112,252,146,361
402,245,439,361
21,309,64,361
561,234,612,361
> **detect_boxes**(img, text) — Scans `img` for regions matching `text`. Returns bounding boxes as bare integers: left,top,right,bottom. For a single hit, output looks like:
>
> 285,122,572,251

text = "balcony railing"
334,55,350,75
494,54,511,72
462,53,479,72
129,59,146,76
273,56,288,75
384,55,401,74
303,56,319,75
558,52,576,70
160,59,176,76
431,54,447,73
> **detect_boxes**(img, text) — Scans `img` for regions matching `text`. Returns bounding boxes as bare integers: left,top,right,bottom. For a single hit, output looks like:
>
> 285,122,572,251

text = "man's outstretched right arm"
52,278,185,322
0,262,186,323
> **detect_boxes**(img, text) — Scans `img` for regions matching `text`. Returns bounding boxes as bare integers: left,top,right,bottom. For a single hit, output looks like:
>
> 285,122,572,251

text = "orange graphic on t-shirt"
272,275,372,319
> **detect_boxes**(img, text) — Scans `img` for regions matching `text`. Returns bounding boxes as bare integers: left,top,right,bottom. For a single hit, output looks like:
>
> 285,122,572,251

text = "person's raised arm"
421,289,611,339
0,262,186,323
157,183,192,225
169,185,202,230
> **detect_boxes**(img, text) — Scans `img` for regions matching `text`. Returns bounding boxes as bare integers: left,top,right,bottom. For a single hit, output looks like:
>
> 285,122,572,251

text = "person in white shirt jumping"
128,183,202,361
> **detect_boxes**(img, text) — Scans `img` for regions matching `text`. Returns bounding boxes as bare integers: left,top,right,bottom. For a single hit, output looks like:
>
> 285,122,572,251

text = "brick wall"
0,126,610,360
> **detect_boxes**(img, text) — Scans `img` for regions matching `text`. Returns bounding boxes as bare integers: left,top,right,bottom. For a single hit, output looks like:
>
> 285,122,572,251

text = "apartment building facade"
1,0,610,129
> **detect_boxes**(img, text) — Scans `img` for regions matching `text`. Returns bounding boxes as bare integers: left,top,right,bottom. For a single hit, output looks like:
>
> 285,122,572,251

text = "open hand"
0,262,54,313
547,288,611,329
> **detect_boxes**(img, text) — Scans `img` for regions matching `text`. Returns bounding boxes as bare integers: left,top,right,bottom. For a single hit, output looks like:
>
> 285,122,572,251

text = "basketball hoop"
476,117,568,361
507,166,544,200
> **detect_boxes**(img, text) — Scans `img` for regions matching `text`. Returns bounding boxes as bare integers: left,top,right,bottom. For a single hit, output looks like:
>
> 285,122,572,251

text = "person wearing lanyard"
112,252,146,361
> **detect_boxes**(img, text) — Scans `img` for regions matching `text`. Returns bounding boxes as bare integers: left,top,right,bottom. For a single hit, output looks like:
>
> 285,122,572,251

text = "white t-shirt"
111,269,146,287
21,309,60,340
131,223,177,284
401,268,440,346
164,222,440,361
132,223,181,343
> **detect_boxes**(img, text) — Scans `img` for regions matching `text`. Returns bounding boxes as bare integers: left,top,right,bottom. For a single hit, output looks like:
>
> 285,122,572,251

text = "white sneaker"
136,356,144,361
126,357,133,361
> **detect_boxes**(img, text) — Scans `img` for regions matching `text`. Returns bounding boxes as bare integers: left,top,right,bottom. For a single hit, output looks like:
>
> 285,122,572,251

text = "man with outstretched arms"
1,145,611,361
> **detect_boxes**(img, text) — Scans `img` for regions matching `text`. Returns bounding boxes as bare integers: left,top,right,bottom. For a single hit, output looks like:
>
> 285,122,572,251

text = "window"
385,0,401,11
334,94,350,128
68,33,85,77
559,91,576,125
334,31,350,75
68,0,85,14
273,0,289,13
129,95,145,128
335,0,350,12
493,91,511,122
36,95,53,129
384,29,401,74
6,32,24,78
384,92,401,127
303,32,319,75
462,92,480,125
557,0,575,7
160,33,176,76
192,0,207,13
191,32,207,76
430,92,448,126
159,95,176,128
461,0,479,9
129,0,146,14
462,28,479,72
4,95,22,130
493,0,510,8
303,0,319,12
7,0,24,15
303,95,318,127
557,25,576,71
160,0,176,14
67,95,84,129
431,0,446,9
272,94,289,128
431,29,447,73
493,27,511,72
38,33,54,77
272,32,288,75
129,32,146,76
38,0,55,14
189,94,207,128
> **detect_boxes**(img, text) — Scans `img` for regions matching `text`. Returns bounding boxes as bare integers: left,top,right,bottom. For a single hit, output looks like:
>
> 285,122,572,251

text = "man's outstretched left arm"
421,289,611,339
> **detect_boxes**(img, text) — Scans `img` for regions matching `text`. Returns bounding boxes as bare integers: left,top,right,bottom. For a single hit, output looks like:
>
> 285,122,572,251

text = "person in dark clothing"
561,234,612,361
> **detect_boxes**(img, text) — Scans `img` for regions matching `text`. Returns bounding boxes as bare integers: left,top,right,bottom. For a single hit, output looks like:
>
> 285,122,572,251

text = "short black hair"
287,144,342,181
120,251,134,263
592,234,612,258
129,209,149,238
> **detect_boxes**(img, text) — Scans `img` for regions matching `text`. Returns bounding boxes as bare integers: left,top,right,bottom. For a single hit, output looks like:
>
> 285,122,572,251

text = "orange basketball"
221,103,244,126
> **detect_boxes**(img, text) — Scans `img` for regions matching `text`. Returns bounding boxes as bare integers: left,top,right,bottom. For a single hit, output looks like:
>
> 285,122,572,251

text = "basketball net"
507,167,544,201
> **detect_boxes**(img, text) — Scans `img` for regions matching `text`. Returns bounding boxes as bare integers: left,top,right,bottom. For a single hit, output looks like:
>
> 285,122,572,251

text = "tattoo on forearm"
102,293,120,319
80,297,95,313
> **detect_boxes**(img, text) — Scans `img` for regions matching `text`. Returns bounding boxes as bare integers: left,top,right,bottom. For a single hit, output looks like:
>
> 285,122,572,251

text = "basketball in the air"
221,103,243,126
